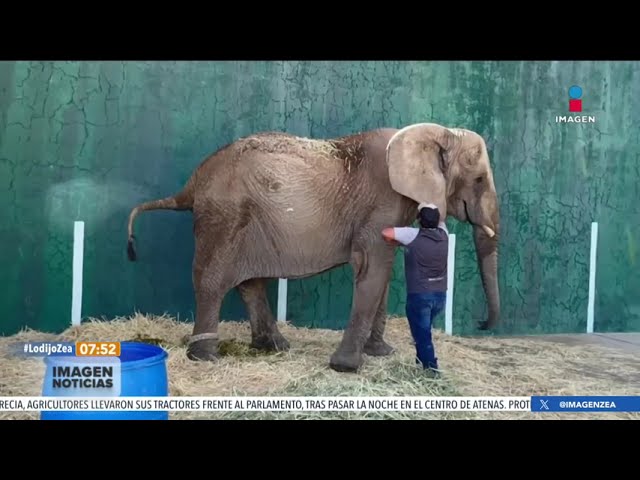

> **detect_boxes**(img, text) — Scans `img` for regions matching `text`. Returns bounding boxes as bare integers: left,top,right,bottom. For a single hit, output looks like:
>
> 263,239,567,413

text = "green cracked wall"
1,60,638,337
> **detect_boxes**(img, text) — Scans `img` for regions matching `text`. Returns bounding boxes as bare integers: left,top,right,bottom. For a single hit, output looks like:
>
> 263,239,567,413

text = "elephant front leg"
363,282,395,357
237,278,290,352
330,246,394,372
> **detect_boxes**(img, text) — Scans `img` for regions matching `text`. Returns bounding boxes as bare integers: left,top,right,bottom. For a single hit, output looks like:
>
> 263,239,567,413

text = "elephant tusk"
482,225,496,238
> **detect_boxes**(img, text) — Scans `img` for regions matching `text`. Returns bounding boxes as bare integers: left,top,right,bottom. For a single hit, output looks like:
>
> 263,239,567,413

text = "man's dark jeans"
405,291,446,370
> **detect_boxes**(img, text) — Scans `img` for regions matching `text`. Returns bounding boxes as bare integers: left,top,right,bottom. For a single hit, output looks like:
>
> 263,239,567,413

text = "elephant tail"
126,181,194,262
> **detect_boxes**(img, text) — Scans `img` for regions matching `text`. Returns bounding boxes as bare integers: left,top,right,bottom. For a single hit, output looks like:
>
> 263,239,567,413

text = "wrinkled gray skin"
126,123,501,373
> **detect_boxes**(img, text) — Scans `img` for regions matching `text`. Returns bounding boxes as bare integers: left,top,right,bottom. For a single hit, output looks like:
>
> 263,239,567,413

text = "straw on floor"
1,314,639,420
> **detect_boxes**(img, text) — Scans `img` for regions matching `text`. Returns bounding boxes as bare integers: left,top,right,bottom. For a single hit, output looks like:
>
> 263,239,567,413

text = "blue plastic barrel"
40,342,169,420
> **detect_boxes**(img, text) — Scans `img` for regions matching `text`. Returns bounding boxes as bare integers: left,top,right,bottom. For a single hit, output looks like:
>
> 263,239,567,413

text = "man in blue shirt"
382,203,449,375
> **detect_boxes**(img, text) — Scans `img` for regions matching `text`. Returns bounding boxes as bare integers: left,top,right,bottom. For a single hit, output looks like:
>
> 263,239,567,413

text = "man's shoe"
424,367,441,379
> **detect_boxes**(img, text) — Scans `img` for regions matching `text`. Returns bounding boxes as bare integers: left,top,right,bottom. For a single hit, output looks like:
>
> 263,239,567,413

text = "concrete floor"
533,332,640,354
516,332,640,385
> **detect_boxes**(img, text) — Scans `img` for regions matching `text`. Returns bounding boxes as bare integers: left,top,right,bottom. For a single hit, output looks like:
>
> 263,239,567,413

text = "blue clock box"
40,342,169,420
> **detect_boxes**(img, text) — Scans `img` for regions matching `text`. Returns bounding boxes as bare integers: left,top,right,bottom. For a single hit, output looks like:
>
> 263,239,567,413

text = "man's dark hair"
418,206,440,229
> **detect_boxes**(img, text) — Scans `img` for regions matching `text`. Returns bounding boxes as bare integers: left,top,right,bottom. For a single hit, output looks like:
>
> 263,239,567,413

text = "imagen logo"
555,85,596,124
569,85,582,112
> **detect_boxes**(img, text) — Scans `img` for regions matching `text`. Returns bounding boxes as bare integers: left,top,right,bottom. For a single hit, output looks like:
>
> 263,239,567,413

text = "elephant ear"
386,123,451,221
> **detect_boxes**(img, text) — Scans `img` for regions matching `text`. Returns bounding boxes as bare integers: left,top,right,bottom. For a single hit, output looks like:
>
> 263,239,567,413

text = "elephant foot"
477,320,496,331
251,332,291,352
329,347,364,373
363,338,395,357
186,336,220,362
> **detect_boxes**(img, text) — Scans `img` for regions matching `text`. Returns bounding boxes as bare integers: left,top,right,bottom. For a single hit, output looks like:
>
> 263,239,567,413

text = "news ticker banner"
1,396,640,413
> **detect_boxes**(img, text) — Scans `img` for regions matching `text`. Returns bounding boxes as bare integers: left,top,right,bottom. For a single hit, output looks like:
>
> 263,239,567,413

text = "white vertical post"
445,233,456,335
587,221,598,334
71,221,85,326
277,278,288,322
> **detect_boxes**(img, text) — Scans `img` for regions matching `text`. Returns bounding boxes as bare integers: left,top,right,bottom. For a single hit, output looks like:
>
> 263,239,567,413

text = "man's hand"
381,227,401,246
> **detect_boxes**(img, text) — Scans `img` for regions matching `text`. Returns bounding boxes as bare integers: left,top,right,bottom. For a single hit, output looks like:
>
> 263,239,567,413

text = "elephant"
126,123,501,373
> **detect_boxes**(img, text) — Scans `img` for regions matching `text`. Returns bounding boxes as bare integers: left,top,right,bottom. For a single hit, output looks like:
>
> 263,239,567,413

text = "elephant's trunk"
472,225,500,330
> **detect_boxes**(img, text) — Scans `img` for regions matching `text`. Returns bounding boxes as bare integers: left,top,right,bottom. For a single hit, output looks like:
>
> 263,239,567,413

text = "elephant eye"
475,176,483,184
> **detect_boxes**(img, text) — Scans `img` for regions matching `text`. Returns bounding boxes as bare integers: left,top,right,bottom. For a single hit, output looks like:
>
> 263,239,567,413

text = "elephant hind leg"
186,238,238,362
237,278,290,352
363,281,395,357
